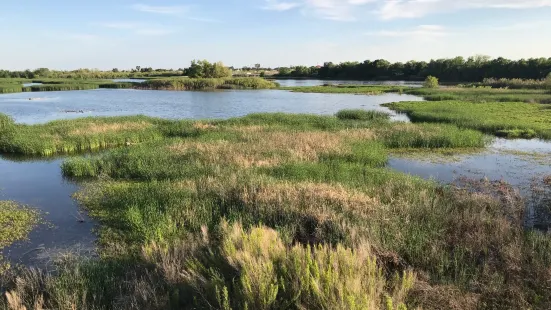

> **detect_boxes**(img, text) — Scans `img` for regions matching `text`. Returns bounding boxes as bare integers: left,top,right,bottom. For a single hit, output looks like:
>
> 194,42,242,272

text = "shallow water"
0,89,420,124
388,138,551,194
0,156,95,267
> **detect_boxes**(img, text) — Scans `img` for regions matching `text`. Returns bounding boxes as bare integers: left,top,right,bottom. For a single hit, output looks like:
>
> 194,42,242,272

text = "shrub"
423,76,439,88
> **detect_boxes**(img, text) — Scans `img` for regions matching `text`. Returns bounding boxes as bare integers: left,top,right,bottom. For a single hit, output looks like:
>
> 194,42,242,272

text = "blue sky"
1,0,550,70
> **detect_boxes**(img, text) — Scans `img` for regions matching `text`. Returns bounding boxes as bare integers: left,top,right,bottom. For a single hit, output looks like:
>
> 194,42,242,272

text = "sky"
0,0,550,70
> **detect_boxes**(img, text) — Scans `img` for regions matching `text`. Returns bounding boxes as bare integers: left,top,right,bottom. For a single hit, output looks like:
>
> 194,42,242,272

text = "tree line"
3,56,551,82
277,56,551,82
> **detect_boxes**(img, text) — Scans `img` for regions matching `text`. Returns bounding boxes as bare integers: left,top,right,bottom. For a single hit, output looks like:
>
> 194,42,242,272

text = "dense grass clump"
377,123,487,148
0,114,170,156
336,109,390,121
386,100,551,139
0,84,23,94
283,84,402,94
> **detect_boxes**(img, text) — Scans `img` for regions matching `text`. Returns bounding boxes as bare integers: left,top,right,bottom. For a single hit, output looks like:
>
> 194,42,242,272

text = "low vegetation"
282,84,401,94
478,77,551,89
0,201,39,273
3,110,550,309
385,100,551,139
0,114,169,156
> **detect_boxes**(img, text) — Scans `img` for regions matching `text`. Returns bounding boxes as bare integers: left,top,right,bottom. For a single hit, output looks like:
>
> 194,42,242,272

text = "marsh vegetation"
2,66,551,309
1,106,551,309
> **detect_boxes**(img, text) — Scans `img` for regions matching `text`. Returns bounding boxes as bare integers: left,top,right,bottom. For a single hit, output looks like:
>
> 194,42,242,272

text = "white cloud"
132,4,189,15
263,0,551,21
366,24,449,38
101,22,140,30
99,22,174,36
263,0,300,11
378,0,551,20
135,28,174,36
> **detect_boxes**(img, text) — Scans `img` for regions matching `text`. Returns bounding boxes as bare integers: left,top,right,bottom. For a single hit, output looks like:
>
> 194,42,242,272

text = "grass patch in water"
386,100,551,140
0,201,40,273
0,114,171,156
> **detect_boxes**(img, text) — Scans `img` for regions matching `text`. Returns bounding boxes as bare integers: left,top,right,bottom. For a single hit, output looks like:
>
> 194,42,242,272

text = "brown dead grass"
69,121,152,136
168,129,374,168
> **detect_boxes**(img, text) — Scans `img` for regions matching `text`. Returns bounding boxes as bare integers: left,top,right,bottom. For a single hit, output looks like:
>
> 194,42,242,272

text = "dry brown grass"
169,129,374,168
69,121,152,136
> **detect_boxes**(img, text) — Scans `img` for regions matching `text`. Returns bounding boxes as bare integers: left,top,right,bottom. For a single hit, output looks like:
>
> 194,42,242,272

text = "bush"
546,73,551,89
423,76,439,88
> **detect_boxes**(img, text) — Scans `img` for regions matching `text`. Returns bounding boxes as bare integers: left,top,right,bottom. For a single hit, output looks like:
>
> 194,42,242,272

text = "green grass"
0,84,23,94
404,87,551,104
3,111,551,309
283,84,402,94
0,114,173,156
336,109,390,121
385,100,551,139
282,84,551,104
0,201,40,273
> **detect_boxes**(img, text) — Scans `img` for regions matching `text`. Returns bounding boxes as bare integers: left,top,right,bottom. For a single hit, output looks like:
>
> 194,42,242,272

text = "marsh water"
1,86,550,265
0,89,420,124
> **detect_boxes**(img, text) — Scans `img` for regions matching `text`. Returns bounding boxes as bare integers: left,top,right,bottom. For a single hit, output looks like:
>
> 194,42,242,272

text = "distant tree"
33,68,50,78
187,60,231,78
424,76,439,88
259,71,266,77
135,66,141,72
277,67,291,76
112,68,119,73
255,64,261,70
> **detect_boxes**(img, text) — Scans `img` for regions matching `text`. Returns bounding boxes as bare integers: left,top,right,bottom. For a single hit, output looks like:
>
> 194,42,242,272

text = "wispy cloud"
366,25,449,38
263,0,551,21
263,0,301,11
99,22,174,36
132,4,189,15
378,0,551,20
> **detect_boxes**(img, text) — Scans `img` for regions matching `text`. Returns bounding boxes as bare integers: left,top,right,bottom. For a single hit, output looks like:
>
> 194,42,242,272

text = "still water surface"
0,89,420,124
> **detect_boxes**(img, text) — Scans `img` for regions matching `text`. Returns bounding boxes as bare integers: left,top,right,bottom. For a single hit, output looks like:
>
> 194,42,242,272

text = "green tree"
424,76,439,88
545,73,551,88
187,60,231,78
278,67,291,76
